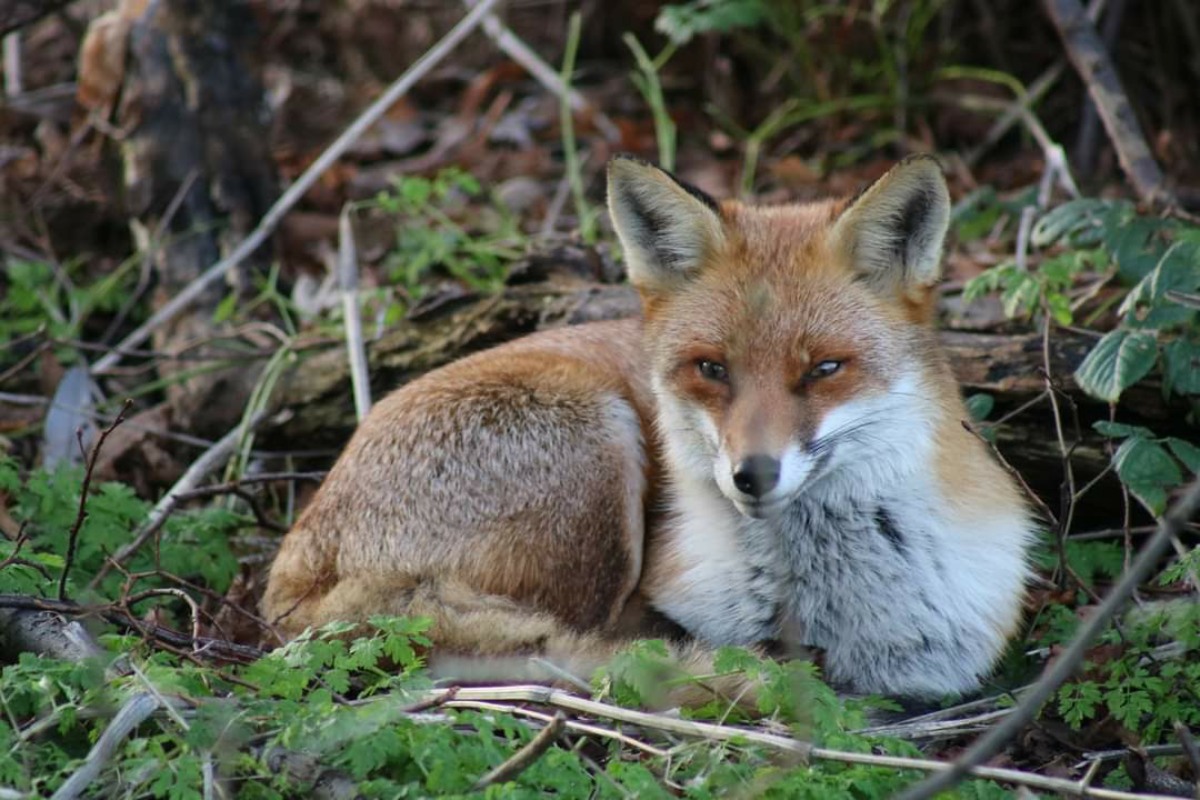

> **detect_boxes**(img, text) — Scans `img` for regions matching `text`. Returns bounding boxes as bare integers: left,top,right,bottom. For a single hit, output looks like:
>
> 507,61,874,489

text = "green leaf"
1163,338,1200,395
213,292,238,324
1074,329,1159,402
1167,438,1200,474
1113,436,1183,516
1093,420,1153,439
1107,217,1168,282
964,393,994,422
1119,241,1200,328
1032,199,1119,248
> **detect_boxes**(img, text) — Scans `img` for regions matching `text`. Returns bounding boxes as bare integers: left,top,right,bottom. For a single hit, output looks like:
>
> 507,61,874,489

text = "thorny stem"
58,398,132,601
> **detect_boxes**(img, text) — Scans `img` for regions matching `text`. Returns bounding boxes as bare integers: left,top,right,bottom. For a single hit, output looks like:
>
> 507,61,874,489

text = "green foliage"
964,196,1200,406
1034,199,1199,405
655,0,768,44
365,168,524,313
0,455,240,609
1055,603,1200,743
0,257,139,368
1093,422,1197,516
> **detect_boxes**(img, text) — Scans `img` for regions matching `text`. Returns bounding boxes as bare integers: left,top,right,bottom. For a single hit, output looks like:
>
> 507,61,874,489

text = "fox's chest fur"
650,467,1029,698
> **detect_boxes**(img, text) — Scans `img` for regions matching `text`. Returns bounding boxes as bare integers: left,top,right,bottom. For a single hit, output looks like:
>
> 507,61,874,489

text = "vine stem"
58,398,132,600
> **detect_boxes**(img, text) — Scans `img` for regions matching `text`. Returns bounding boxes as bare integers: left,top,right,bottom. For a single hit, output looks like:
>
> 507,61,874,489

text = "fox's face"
608,156,951,518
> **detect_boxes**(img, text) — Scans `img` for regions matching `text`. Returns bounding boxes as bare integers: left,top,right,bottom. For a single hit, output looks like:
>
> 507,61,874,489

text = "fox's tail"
262,558,759,710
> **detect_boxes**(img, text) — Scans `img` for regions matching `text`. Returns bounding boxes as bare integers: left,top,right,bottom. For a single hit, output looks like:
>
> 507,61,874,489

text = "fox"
262,154,1034,700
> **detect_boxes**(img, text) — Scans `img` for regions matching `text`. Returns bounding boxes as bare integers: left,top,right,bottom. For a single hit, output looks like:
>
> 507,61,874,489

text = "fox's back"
263,318,660,638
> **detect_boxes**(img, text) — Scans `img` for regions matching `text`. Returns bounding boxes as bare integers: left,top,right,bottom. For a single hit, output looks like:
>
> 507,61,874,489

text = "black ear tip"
609,153,656,170
896,153,948,179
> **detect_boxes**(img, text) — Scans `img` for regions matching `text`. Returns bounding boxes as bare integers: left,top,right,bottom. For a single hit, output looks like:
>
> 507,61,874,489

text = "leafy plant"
0,456,240,605
0,257,139,368
362,168,525,315
1028,199,1200,405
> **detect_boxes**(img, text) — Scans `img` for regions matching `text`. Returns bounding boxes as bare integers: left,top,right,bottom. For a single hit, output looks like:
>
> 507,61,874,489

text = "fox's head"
608,155,953,518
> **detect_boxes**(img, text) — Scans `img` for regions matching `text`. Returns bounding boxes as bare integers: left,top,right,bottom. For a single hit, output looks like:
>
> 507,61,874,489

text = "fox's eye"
697,360,729,383
808,360,842,379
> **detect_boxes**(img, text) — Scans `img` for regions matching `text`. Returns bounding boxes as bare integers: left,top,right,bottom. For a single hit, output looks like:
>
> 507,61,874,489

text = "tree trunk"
113,0,277,438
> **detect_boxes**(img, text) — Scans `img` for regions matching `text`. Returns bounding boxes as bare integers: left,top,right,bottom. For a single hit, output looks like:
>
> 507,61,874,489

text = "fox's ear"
831,155,950,291
607,156,724,290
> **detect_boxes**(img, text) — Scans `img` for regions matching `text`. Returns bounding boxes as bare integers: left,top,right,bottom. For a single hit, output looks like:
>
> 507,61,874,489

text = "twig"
423,685,1175,800
100,169,201,346
89,412,266,590
91,0,504,375
472,712,565,790
59,399,132,600
464,0,620,143
1042,0,1171,206
428,685,812,755
964,63,1064,167
446,699,668,757
1174,722,1200,792
337,206,371,422
49,693,162,800
0,595,266,663
894,476,1200,800
963,420,1058,529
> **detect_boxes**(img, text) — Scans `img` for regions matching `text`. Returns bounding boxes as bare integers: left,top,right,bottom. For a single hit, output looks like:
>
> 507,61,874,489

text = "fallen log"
261,275,1187,520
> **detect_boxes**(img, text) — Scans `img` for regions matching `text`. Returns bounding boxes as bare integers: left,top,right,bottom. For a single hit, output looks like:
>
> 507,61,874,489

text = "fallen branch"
91,0,503,375
0,607,103,663
49,692,162,800
894,476,1200,800
1042,0,1171,205
0,595,265,664
465,0,621,143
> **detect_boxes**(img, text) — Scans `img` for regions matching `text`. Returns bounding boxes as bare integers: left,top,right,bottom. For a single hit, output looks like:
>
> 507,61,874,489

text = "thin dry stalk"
59,399,132,600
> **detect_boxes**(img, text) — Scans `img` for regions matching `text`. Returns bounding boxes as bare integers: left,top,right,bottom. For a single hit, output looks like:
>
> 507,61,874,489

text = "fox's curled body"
263,156,1034,700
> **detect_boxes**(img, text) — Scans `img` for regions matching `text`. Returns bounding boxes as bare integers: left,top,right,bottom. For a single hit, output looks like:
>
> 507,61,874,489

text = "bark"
114,0,277,437
261,278,1188,517
0,0,75,37
0,608,104,663
1043,0,1170,206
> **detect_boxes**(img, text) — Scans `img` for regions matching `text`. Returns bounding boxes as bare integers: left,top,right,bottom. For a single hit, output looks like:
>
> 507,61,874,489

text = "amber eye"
697,360,729,383
808,360,843,379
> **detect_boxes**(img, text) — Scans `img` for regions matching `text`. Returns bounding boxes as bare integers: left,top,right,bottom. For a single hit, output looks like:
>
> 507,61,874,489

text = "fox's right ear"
607,157,724,290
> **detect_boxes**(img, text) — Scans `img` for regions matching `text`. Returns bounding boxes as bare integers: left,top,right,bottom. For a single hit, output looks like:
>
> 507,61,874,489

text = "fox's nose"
732,456,781,498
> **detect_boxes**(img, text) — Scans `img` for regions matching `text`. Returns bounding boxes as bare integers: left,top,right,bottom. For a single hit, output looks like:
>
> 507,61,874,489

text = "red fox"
262,155,1034,699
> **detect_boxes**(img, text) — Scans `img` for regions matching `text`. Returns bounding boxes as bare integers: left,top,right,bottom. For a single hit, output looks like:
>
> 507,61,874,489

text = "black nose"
732,456,781,498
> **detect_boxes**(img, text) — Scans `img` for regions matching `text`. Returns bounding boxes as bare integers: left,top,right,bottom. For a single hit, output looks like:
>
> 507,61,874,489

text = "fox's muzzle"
731,455,781,499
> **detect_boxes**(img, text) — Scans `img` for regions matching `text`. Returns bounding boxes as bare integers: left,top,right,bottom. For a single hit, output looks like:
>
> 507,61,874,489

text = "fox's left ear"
831,155,951,291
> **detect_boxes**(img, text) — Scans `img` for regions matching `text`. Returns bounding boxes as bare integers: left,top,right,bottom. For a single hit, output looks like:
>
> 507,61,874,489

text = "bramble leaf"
1074,328,1158,403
